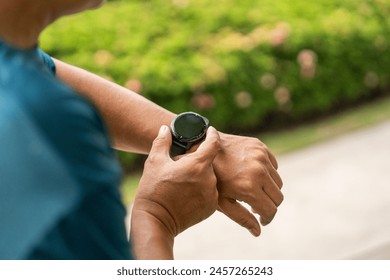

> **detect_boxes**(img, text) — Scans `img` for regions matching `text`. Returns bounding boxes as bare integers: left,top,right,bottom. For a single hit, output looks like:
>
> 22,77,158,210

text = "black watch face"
173,113,207,141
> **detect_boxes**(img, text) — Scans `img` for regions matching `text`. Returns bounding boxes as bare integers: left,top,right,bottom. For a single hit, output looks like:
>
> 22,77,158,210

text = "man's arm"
54,59,283,237
54,58,176,154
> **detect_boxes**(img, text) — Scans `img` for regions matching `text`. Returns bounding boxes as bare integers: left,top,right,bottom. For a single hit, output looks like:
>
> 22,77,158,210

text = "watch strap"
170,140,187,158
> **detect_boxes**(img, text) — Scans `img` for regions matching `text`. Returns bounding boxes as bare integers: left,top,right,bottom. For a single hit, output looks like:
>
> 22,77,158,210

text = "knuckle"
245,156,267,175
238,177,251,191
253,138,267,149
255,164,267,177
269,205,278,217
263,207,277,224
249,137,262,145
277,193,284,206
209,133,221,147
237,179,255,201
257,150,269,163
145,153,159,166
279,178,284,189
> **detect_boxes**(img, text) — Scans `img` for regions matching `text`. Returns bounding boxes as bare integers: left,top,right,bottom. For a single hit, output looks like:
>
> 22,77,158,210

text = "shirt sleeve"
37,49,56,76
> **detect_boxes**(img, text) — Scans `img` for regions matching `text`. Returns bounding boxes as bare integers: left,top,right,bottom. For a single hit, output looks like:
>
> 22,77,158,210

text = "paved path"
171,120,390,259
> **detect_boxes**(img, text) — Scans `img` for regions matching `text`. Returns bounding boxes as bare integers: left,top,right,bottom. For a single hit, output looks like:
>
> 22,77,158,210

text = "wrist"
212,132,239,189
213,132,230,170
130,207,175,260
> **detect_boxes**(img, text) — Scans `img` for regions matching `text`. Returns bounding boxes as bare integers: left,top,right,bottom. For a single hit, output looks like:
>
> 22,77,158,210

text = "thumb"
149,125,172,158
192,126,221,165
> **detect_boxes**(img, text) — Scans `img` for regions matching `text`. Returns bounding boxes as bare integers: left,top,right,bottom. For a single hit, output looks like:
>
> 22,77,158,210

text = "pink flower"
94,50,113,67
297,49,317,79
125,79,143,93
269,22,291,46
274,86,291,105
364,72,379,88
260,73,277,90
191,93,215,110
235,91,253,108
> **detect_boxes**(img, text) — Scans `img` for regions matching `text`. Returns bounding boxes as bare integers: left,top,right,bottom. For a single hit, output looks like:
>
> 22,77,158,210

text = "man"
0,0,283,259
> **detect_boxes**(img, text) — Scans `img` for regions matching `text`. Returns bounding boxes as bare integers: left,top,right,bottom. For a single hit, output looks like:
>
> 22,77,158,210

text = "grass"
120,96,390,204
260,96,390,154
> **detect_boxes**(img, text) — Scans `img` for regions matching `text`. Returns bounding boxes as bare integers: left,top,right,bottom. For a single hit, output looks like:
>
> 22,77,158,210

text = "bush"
41,0,390,170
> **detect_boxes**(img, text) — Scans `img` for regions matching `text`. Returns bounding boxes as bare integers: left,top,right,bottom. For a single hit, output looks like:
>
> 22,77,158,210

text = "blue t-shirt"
0,40,133,259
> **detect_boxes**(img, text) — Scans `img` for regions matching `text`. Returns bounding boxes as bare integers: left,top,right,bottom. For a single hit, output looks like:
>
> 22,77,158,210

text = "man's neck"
0,1,53,49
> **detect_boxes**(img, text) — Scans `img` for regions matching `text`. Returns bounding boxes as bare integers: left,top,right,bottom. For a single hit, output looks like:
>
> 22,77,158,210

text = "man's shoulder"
0,50,116,173
0,46,84,121
1,46,100,130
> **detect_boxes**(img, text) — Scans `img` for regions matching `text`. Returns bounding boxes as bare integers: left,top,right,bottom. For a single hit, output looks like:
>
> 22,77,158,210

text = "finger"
263,176,284,207
149,125,172,158
266,149,279,170
192,126,221,165
249,192,278,226
218,197,261,237
268,164,283,189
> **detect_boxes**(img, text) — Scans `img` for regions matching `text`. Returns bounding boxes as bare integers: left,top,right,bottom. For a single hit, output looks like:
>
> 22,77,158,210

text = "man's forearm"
53,58,176,154
130,209,174,260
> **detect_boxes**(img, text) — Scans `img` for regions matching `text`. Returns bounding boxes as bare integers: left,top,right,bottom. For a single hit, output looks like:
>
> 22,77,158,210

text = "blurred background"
41,0,390,259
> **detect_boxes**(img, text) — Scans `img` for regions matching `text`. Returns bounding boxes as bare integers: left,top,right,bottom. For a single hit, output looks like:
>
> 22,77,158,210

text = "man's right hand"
130,125,220,259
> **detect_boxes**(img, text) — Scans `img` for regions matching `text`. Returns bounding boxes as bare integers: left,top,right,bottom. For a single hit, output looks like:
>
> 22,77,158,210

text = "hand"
130,125,220,259
213,133,283,237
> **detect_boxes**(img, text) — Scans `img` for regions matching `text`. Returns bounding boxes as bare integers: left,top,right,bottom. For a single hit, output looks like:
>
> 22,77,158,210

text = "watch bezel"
170,112,209,144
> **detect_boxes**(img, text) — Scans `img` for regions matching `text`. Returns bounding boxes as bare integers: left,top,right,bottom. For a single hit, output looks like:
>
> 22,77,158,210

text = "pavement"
128,120,390,259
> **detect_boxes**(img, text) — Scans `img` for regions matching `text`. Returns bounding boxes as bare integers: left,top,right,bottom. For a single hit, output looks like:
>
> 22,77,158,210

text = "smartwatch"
170,112,209,158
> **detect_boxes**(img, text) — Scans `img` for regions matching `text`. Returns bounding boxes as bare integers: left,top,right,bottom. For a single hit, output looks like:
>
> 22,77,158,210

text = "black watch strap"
170,140,187,158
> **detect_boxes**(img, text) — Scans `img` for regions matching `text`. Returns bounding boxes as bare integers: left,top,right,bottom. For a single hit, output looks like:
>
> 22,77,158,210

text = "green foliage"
40,0,390,169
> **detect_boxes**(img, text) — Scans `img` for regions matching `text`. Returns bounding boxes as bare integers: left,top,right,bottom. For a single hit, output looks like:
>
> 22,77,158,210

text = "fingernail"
160,125,168,133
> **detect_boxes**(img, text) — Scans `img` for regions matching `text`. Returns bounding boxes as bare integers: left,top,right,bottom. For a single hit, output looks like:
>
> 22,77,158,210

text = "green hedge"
40,0,390,170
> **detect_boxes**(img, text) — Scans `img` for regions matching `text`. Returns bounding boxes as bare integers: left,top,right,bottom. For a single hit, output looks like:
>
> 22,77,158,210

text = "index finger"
192,126,221,165
267,149,278,170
